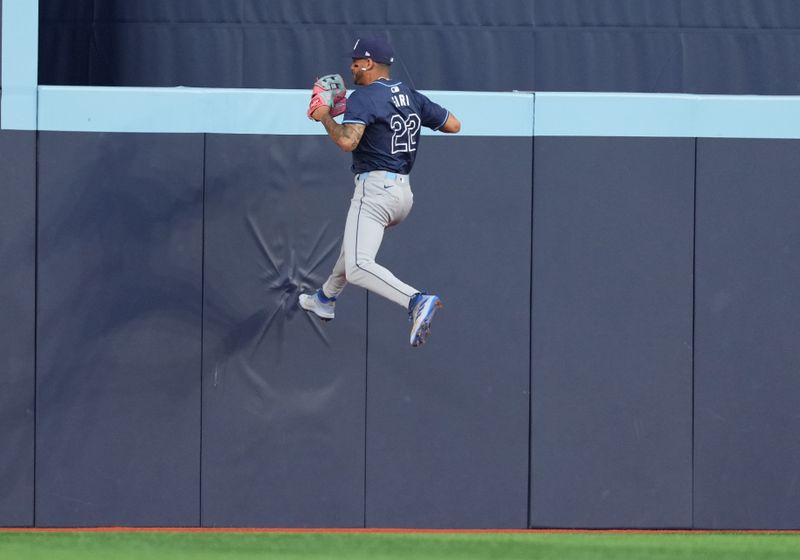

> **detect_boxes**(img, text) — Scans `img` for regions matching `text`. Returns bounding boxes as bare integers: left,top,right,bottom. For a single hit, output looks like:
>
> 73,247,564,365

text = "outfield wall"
3,113,800,530
3,0,800,531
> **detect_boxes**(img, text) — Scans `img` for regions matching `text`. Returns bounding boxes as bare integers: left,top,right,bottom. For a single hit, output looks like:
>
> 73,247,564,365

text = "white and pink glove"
307,74,347,120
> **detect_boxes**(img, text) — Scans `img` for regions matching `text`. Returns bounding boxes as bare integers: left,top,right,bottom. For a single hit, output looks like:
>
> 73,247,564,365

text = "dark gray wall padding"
0,131,36,526
364,137,532,529
694,139,800,530
4,128,800,529
530,137,695,528
37,0,800,94
35,132,204,526
201,135,367,527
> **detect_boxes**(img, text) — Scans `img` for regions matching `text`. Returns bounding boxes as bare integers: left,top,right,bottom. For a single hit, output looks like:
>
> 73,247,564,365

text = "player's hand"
307,74,346,121
311,104,331,122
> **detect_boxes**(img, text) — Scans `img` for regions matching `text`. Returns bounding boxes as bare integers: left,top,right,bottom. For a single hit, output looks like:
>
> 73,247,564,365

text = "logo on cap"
351,37,395,65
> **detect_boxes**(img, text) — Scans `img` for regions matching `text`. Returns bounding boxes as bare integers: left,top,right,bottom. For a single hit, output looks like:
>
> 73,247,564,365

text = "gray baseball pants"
322,170,418,308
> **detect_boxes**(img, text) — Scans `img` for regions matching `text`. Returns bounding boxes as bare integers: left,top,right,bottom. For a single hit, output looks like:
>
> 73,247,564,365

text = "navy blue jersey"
342,78,449,175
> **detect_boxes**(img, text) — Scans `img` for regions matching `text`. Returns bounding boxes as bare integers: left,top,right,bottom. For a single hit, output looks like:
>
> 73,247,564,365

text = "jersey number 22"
390,113,421,154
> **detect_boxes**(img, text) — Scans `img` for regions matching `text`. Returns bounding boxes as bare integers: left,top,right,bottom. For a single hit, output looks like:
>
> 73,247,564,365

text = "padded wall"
0,131,36,526
530,137,694,528
38,0,800,94
694,139,800,530
35,132,204,526
365,137,532,528
201,135,367,527
0,91,797,529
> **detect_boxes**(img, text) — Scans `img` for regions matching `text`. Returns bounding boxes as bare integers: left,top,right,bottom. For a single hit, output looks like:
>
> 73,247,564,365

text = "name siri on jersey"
391,94,411,108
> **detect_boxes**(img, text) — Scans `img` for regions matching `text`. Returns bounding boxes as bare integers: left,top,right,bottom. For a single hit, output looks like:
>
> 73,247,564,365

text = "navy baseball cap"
351,37,394,65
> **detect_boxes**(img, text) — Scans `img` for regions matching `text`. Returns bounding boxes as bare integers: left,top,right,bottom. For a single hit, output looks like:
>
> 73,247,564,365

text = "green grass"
1,531,800,560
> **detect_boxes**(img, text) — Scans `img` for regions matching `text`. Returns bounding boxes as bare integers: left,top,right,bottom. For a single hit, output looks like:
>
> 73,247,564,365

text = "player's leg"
298,244,343,320
343,176,418,309
385,179,442,346
321,244,347,298
299,220,349,321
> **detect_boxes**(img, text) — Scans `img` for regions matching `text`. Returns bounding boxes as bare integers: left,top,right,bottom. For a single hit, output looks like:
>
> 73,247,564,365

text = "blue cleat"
298,289,336,321
408,293,443,347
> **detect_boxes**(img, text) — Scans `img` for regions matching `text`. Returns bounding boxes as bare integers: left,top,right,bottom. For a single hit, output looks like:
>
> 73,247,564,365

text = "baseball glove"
307,74,347,120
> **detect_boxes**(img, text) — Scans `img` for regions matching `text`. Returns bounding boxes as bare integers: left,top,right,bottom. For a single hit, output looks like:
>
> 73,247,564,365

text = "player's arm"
439,113,461,134
314,107,365,152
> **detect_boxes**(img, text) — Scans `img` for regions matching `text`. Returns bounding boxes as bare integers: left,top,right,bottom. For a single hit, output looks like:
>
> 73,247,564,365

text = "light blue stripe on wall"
421,90,534,136
535,92,800,139
38,87,323,135
694,95,800,139
37,86,534,136
33,87,800,139
1,0,39,130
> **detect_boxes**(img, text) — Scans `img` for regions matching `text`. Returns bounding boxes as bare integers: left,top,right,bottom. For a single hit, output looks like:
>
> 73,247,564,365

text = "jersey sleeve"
342,90,376,126
416,92,450,131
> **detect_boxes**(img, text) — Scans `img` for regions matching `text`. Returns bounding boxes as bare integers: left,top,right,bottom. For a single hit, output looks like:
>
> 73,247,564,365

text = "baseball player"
299,37,461,347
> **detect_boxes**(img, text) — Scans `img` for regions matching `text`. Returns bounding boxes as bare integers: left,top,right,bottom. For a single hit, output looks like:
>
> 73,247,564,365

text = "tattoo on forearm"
321,116,364,151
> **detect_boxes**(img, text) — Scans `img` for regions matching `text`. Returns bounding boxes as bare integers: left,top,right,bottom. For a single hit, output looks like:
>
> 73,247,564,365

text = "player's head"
350,37,393,85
